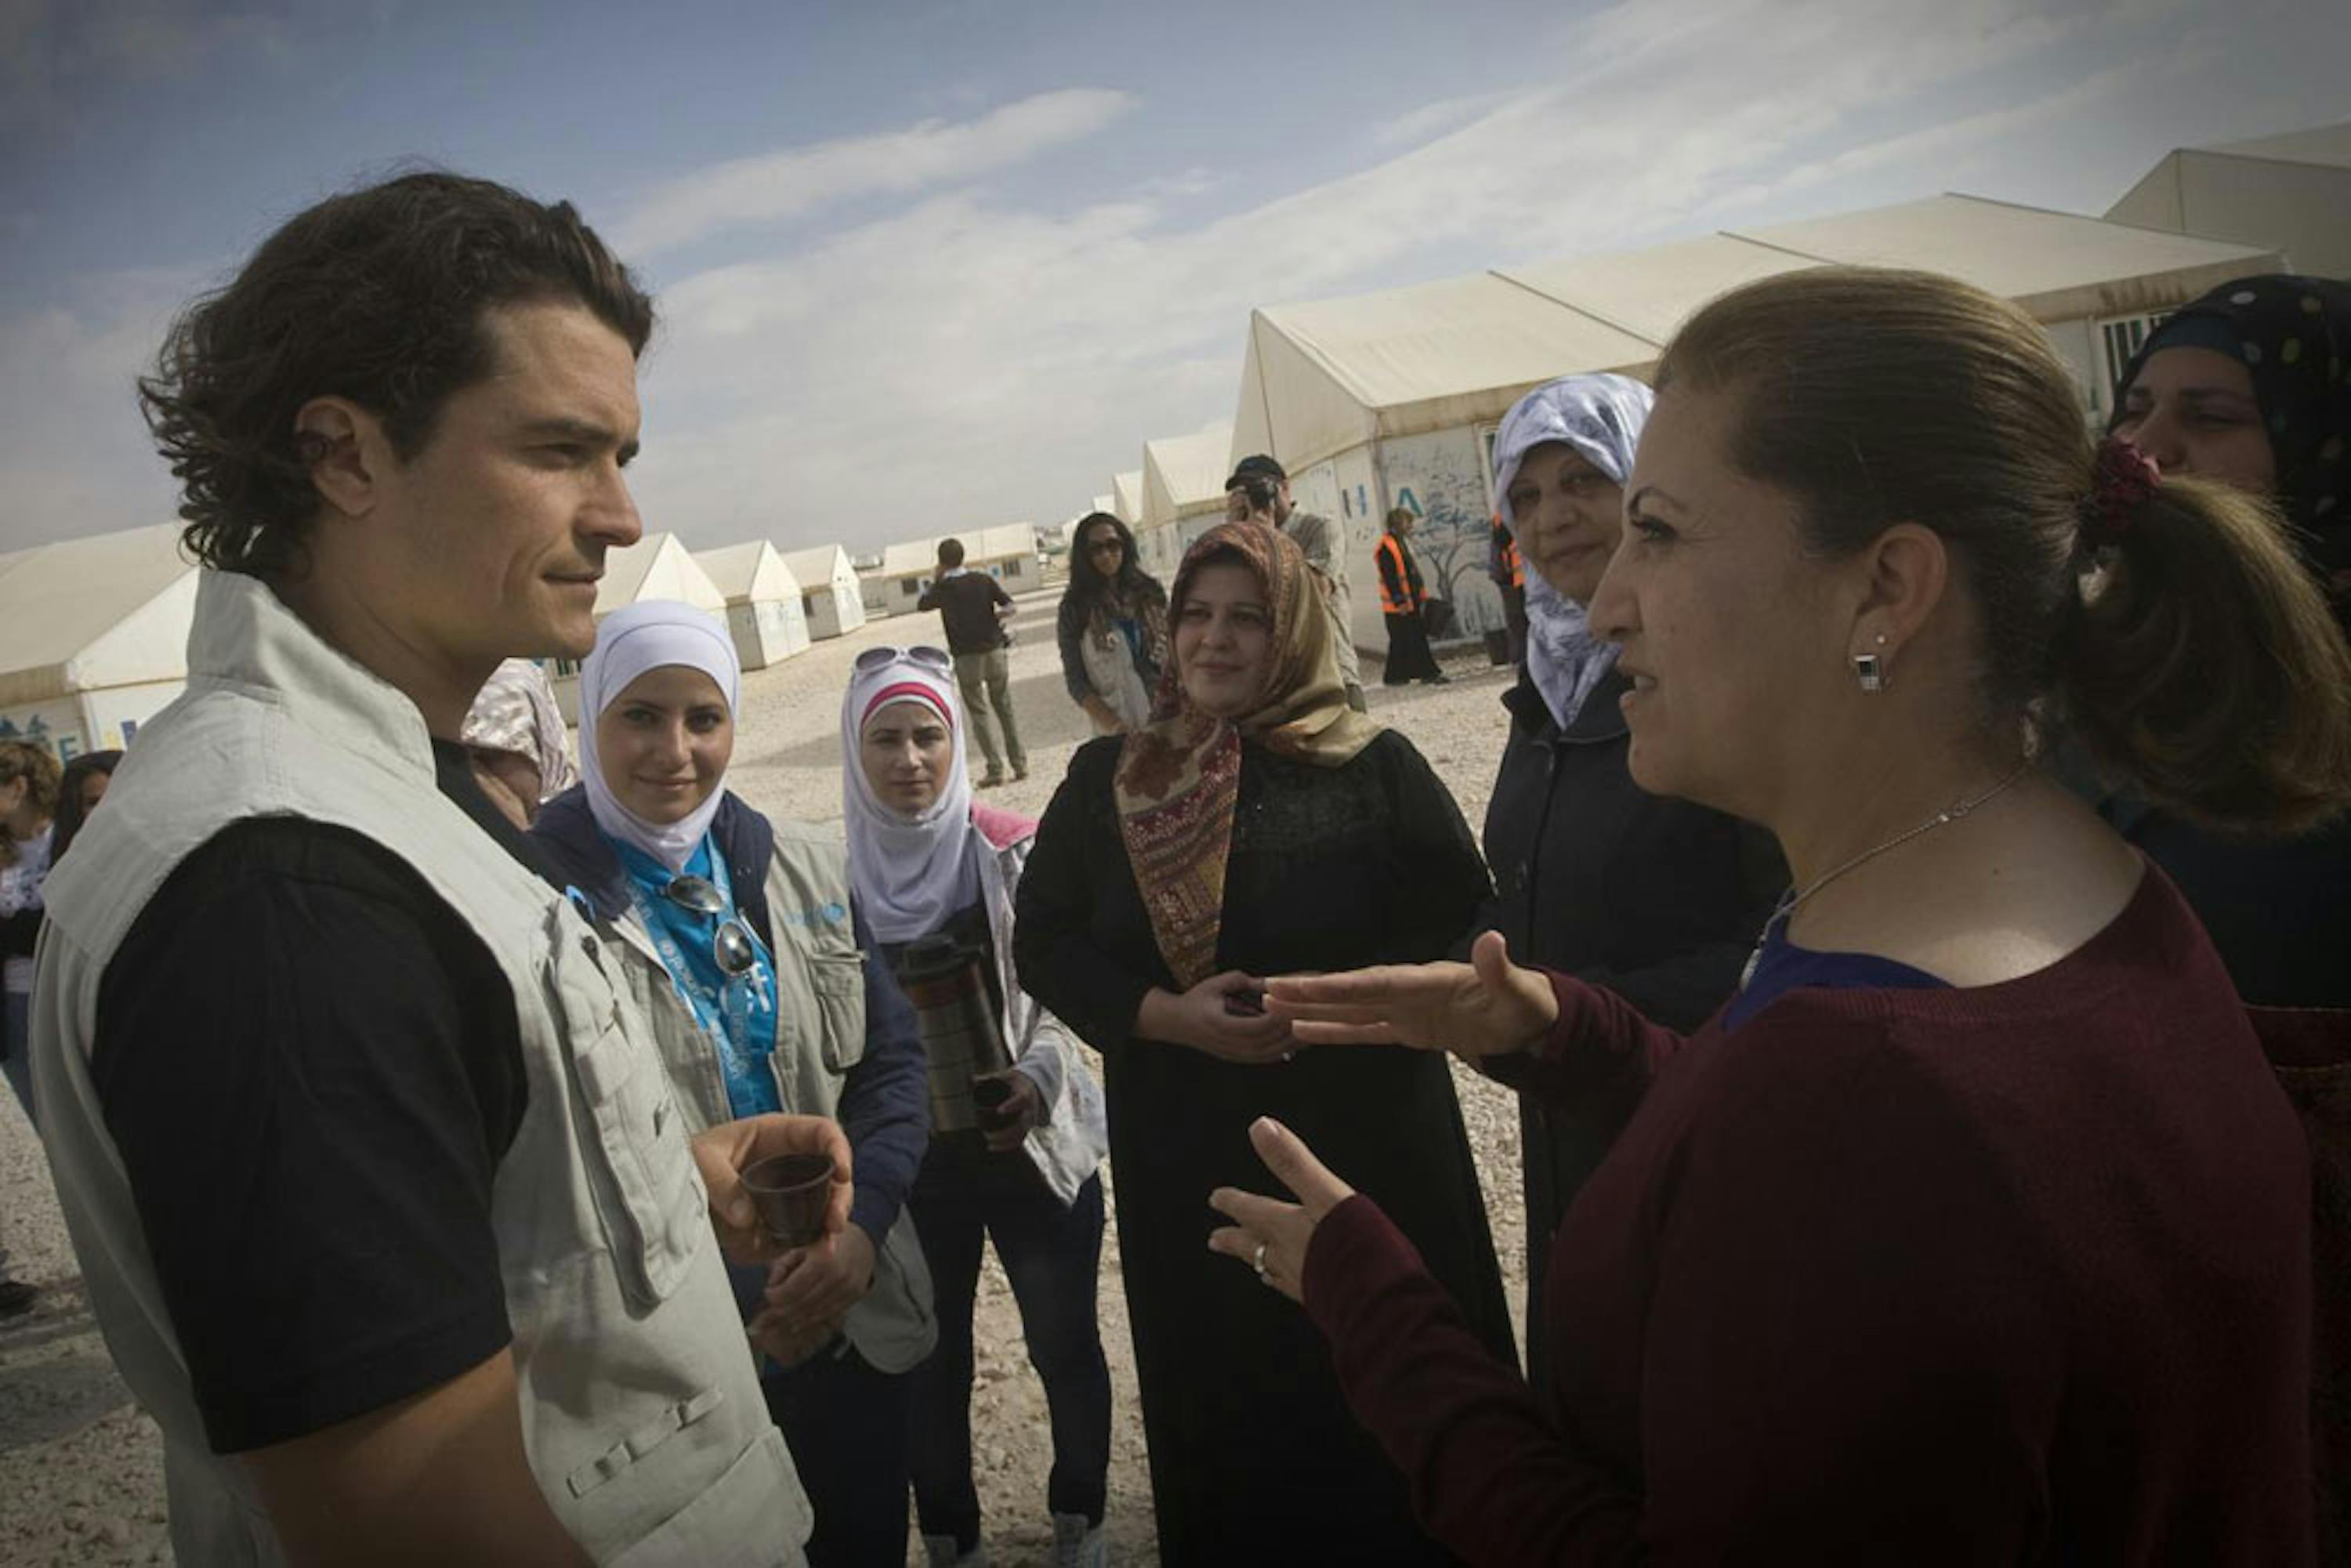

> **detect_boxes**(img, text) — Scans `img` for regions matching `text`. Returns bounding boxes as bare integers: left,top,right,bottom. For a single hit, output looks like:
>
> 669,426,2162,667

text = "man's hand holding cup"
693,1114,853,1265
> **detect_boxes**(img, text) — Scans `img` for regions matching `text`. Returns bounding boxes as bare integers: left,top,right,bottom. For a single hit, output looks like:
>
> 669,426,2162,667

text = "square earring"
1853,652,1886,693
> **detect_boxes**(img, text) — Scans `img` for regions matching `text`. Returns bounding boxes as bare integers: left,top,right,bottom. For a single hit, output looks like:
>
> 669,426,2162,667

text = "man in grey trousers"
918,538,1028,784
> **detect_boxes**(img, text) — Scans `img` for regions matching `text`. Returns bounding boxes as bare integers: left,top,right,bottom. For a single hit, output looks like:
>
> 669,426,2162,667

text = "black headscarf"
2113,273,2351,606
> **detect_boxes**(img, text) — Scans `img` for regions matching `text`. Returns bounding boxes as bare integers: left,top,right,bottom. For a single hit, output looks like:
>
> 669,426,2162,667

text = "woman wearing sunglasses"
531,601,936,1568
1056,511,1168,735
842,646,1114,1568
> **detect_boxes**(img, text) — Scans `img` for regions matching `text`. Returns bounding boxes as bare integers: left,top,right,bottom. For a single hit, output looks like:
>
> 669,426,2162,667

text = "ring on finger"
1252,1241,1269,1281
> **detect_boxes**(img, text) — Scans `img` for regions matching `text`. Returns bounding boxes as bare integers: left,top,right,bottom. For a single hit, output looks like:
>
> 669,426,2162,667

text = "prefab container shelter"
2106,121,2351,283
0,523,198,759
860,524,1041,618
695,541,810,670
1230,192,2277,654
782,544,867,639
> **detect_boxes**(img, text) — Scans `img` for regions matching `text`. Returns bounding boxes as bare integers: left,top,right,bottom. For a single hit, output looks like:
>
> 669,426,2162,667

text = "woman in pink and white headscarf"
839,647,1114,1568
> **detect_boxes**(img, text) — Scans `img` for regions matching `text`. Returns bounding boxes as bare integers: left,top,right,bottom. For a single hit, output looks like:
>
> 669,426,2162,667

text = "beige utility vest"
31,571,808,1566
606,817,936,1372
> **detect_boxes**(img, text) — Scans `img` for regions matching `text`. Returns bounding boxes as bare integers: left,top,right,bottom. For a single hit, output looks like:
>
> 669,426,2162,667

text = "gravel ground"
0,585,1527,1566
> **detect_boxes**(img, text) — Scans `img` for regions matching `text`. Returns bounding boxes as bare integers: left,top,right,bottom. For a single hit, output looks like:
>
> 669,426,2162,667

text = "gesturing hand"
1137,970,1296,1066
1264,930,1558,1061
1206,1118,1357,1305
693,1114,854,1265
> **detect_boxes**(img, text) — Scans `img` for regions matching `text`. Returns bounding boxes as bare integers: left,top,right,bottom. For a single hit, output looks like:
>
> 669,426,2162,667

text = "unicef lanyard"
626,842,775,1056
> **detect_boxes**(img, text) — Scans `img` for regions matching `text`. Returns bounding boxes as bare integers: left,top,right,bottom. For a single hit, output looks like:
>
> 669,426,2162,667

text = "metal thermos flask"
894,932,1012,1135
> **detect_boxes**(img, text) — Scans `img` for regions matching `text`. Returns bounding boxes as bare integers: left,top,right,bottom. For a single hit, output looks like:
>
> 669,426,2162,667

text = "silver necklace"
1739,757,2036,990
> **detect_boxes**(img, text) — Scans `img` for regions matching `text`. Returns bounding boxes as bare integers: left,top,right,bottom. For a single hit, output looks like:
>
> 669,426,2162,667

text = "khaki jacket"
595,816,938,1374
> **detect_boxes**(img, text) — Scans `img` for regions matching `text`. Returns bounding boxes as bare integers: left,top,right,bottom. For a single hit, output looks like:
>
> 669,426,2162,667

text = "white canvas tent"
1230,193,2278,655
695,541,809,670
782,544,866,639
1110,469,1145,526
860,523,1040,618
2106,121,2351,281
0,523,199,759
1137,426,1233,575
549,532,727,719
596,531,727,621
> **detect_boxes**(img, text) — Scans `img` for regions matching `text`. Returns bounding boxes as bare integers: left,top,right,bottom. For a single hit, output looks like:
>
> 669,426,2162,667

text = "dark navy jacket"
531,785,928,1248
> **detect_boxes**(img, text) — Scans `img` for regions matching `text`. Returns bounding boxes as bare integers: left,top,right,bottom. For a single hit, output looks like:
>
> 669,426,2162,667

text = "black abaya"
1015,730,1512,1566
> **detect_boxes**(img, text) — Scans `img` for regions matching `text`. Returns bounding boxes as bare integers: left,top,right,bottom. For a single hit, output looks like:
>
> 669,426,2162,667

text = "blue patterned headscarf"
1492,374,1654,730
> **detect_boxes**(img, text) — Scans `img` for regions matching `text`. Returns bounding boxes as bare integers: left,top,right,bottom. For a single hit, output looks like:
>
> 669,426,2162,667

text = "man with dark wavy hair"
32,172,833,1566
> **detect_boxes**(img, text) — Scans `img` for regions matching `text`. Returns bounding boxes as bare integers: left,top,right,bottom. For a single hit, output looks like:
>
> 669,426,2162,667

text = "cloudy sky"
2,0,2344,556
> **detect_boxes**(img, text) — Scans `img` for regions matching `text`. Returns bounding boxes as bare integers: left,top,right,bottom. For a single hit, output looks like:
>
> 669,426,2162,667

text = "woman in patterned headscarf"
458,657,575,829
2101,274,2351,1007
1013,522,1512,1566
1475,374,1785,1390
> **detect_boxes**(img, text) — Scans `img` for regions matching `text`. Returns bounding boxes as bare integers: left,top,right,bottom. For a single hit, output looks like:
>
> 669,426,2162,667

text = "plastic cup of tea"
738,1152,836,1249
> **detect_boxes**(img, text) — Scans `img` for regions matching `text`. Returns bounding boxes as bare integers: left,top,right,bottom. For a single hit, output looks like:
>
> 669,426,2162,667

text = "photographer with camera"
1224,454,1366,712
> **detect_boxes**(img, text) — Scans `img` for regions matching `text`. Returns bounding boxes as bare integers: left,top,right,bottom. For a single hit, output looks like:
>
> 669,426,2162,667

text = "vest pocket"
565,1385,729,1499
545,909,703,1309
810,951,868,1074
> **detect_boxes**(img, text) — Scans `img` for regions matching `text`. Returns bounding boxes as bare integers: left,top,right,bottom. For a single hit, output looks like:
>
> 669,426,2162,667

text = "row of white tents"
0,528,871,759
8,125,2345,753
1081,122,2351,655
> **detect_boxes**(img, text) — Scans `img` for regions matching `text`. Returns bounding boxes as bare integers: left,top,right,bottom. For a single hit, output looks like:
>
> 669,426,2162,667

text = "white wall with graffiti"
726,594,811,671
1321,426,1503,657
0,680,183,762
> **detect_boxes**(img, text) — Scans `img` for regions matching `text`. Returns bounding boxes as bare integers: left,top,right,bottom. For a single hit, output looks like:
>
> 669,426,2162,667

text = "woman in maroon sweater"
1211,268,2351,1565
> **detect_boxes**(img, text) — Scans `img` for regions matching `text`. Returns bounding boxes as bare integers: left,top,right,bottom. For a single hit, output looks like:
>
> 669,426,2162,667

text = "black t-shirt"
92,741,536,1454
918,571,1011,655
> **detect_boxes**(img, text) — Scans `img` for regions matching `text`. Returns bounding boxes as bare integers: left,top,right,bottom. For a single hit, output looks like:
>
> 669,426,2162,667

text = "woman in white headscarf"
839,647,1114,1568
529,601,936,1568
1476,373,1785,1389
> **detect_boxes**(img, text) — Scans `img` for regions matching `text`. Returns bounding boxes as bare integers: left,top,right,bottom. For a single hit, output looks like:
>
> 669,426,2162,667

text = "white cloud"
614,87,1138,257
0,268,198,551
2,0,299,130
12,0,2335,559
627,0,2192,551
1371,92,1513,150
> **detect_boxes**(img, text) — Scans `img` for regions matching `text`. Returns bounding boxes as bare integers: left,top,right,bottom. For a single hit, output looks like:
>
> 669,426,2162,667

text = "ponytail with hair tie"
2079,436,2162,549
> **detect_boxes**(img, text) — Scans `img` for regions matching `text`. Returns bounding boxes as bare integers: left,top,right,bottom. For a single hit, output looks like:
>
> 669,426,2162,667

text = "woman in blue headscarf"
530,600,935,1568
1476,373,1784,1387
